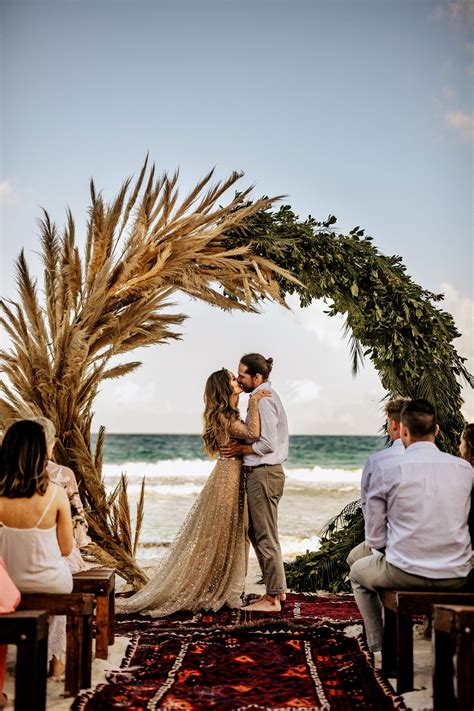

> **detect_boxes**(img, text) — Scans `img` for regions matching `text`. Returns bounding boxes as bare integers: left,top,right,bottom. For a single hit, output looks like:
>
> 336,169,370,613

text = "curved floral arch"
226,204,472,590
228,204,471,453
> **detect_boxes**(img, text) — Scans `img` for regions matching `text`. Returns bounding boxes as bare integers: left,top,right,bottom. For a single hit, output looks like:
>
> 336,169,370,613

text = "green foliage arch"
227,204,472,591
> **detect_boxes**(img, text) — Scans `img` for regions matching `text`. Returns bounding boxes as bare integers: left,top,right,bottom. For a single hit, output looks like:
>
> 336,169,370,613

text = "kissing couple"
116,352,289,616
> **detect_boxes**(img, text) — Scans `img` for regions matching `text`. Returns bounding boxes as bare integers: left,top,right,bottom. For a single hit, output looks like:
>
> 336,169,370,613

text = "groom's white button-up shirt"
243,380,289,467
366,441,474,579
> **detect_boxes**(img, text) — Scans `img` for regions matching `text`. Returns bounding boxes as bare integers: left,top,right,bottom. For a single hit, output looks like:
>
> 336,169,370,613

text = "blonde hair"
28,416,56,445
385,398,410,423
202,369,240,457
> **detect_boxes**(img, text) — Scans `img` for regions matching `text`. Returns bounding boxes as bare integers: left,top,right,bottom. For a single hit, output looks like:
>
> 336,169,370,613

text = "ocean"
98,434,384,565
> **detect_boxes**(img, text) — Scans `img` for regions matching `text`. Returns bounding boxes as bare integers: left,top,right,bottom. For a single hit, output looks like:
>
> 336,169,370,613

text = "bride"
116,368,270,616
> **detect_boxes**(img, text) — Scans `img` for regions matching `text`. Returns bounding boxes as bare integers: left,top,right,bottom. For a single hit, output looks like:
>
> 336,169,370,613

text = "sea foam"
102,460,362,489
135,533,322,558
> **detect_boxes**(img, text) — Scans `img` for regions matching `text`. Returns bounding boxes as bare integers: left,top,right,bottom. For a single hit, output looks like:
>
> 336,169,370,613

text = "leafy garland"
227,204,472,591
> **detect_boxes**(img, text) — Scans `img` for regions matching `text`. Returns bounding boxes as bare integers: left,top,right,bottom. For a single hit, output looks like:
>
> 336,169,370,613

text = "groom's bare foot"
241,594,282,612
252,592,286,603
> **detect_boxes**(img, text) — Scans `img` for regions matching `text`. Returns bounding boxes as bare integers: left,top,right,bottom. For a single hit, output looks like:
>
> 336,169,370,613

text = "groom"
221,352,288,612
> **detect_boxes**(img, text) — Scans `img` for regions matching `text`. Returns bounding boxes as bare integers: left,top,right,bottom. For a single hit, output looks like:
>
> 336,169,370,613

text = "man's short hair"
400,398,437,438
385,398,411,423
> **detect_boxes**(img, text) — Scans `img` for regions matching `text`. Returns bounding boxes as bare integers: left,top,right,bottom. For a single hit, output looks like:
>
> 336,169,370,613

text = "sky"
0,0,473,435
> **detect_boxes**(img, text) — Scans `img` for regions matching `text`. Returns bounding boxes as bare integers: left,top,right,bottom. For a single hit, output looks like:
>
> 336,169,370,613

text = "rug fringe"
134,620,346,640
356,633,410,710
71,683,108,710
121,632,141,668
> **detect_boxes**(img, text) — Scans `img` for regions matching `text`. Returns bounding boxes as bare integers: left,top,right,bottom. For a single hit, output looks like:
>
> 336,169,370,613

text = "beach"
98,433,383,565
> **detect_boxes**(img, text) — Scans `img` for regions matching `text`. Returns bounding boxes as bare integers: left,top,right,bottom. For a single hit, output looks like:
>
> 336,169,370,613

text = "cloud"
441,282,474,360
446,110,474,141
288,295,346,350
449,0,474,21
283,378,322,405
431,0,474,23
0,181,18,204
440,282,474,421
109,379,158,408
441,85,457,101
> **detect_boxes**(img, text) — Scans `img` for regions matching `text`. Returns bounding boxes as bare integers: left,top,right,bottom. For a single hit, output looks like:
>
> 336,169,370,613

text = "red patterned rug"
73,594,407,710
114,592,362,636
73,622,406,710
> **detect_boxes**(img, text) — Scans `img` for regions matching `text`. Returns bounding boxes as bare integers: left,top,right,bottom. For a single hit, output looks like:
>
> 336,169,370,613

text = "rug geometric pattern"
73,594,406,710
73,624,406,710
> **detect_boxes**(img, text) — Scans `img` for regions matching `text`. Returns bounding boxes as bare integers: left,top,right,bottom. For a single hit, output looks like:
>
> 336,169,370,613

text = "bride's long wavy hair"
203,369,240,457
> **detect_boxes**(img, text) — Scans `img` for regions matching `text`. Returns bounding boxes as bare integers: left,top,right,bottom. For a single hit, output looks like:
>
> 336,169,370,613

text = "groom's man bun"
240,353,273,380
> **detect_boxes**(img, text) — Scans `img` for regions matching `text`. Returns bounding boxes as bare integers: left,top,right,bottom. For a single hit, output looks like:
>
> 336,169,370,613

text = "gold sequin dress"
116,403,260,617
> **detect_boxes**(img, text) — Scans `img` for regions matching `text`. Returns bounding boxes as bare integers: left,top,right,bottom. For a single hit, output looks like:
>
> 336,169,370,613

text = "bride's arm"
228,390,270,441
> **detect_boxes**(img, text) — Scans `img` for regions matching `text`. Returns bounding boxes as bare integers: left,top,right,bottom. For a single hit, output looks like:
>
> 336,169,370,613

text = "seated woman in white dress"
29,416,91,573
0,420,73,678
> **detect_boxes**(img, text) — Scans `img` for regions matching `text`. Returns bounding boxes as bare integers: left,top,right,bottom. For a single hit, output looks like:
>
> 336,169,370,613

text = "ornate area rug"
115,592,362,637
73,618,407,709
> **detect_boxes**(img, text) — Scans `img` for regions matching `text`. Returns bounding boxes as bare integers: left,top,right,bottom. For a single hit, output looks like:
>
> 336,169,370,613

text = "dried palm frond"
133,478,146,558
0,160,297,586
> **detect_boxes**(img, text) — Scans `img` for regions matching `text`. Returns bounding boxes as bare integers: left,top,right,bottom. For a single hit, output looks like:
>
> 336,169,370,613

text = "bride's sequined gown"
116,402,260,617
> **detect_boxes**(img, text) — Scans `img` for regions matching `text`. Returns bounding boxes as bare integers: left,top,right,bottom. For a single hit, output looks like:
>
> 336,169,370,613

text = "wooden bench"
73,568,115,659
18,592,94,697
380,590,474,694
0,610,49,711
433,604,474,711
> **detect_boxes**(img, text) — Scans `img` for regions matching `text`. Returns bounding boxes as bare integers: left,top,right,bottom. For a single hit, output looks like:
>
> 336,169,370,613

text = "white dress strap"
35,484,58,527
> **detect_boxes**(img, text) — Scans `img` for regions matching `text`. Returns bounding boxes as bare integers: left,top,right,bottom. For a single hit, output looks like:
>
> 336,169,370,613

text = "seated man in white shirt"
350,398,474,653
347,398,409,566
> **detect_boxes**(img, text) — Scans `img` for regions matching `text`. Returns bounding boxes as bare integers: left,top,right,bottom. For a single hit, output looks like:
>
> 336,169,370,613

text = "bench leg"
433,628,455,711
16,639,47,711
65,616,82,697
396,609,414,694
81,614,93,689
382,607,397,677
37,634,48,711
95,595,109,659
455,630,474,711
108,589,115,645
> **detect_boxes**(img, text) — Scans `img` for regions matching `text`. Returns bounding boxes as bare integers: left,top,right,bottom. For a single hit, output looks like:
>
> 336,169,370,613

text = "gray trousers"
349,553,468,652
347,540,373,567
246,464,287,595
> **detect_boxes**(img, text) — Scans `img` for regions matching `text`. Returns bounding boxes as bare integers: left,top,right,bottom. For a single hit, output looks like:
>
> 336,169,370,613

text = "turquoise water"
96,433,385,469
96,434,383,561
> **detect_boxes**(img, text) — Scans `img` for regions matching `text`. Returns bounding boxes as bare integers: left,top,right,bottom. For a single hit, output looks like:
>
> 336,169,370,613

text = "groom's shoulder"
260,385,282,408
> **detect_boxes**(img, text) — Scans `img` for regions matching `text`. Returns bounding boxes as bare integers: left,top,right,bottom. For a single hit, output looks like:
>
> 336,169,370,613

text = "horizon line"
90,431,384,438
